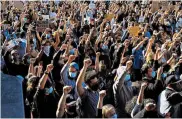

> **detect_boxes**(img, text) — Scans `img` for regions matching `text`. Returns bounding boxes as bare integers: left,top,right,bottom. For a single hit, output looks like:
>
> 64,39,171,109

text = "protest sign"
36,21,49,32
14,1,24,11
138,16,145,23
128,26,140,37
105,14,114,21
161,2,168,11
42,15,50,21
151,1,159,13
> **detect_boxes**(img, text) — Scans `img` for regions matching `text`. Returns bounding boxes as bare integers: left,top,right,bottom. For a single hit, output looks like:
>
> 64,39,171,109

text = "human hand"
99,90,106,99
46,64,54,73
63,86,72,95
96,52,101,58
157,67,163,80
68,55,76,63
83,58,92,68
126,60,133,71
141,82,148,89
30,58,36,64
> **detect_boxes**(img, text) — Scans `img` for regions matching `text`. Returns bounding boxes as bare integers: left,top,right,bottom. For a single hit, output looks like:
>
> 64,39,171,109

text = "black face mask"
89,83,99,91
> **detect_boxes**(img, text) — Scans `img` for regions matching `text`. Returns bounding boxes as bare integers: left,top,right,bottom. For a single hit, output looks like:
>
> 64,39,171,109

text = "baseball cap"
70,62,79,71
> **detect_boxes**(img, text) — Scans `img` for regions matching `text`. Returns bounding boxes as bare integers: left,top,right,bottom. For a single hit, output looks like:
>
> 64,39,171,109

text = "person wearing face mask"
113,60,138,118
141,65,164,102
33,64,59,118
134,98,162,118
61,55,80,99
35,31,60,71
56,86,78,118
97,90,117,118
76,59,100,118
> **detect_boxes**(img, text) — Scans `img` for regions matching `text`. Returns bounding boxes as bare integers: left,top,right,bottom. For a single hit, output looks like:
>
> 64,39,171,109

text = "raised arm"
36,27,42,42
76,59,92,97
145,36,155,58
53,44,67,66
38,64,54,89
26,31,31,54
28,58,36,75
134,37,148,51
95,52,100,72
137,82,148,104
53,31,60,49
167,53,176,65
97,90,106,109
56,86,72,118
86,27,94,42
35,46,44,63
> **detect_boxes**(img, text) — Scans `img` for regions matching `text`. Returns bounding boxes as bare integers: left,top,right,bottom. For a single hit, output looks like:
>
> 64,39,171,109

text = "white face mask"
44,46,51,56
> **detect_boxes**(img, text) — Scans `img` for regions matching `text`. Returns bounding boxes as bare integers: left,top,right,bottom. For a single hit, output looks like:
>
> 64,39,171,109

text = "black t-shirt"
33,88,59,118
40,46,55,71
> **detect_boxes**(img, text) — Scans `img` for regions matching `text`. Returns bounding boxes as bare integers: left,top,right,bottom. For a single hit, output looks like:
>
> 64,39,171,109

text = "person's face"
147,68,153,79
12,52,21,63
45,42,51,46
88,77,99,91
125,39,130,46
105,106,116,118
69,66,76,72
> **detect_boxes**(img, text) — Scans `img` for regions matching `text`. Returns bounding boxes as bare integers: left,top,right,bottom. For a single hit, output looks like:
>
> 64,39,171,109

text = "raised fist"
96,52,101,57
84,58,92,67
126,60,133,71
68,55,76,63
46,64,54,72
63,86,72,95
99,90,106,98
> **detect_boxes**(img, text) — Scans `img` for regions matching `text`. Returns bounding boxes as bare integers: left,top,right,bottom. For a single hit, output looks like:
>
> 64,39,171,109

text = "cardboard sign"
128,26,140,37
105,14,114,21
42,15,49,21
161,2,168,11
14,1,24,11
151,1,159,13
138,16,145,23
4,40,18,52
36,21,49,32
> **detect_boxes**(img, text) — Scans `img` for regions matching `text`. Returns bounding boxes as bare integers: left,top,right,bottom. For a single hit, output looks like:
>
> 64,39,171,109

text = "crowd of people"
1,0,182,118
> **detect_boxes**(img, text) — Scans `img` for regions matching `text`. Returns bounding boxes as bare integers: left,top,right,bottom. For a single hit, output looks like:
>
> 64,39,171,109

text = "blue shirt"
132,48,144,69
145,31,151,39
